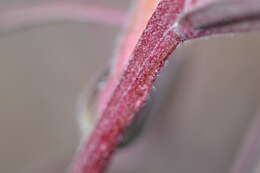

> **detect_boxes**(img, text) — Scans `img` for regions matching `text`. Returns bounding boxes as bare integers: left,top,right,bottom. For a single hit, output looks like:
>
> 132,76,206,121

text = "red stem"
71,0,260,172
71,0,185,172
229,109,260,173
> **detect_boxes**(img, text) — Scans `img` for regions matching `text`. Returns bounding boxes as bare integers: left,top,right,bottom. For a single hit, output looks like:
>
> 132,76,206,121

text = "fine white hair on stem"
229,107,260,173
0,1,126,34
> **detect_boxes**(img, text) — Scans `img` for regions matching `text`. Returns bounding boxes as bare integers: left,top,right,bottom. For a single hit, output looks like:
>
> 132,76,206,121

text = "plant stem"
71,0,260,172
71,0,185,172
178,0,260,39
97,0,159,116
0,1,125,34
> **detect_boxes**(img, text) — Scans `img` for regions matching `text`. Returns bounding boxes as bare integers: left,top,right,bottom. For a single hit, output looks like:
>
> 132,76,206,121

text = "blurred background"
0,0,260,173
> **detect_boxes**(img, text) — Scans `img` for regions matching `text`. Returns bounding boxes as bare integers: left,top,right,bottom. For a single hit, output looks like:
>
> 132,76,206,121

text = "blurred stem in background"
0,1,126,35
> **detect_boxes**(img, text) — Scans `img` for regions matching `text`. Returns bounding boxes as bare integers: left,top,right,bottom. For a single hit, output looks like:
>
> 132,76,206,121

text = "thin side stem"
177,0,260,39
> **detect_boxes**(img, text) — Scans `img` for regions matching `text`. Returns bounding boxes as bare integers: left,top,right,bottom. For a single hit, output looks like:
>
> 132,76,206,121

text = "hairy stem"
71,0,185,172
97,0,159,116
71,0,260,172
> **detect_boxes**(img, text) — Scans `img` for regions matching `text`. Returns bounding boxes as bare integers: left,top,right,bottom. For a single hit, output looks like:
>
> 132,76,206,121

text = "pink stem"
71,0,260,172
97,0,159,116
0,1,125,33
178,0,260,39
71,0,186,172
